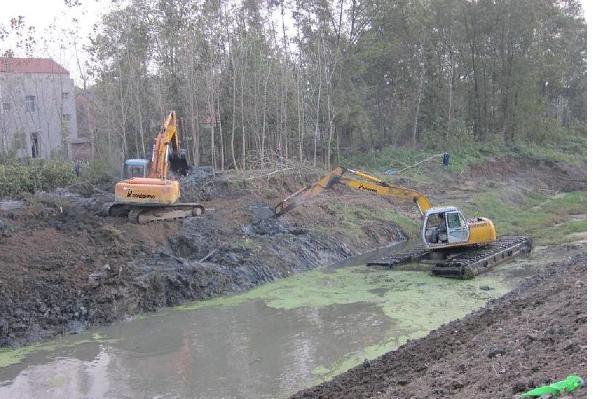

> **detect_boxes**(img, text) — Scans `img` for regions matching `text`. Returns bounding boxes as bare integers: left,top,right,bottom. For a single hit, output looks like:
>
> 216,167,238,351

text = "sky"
2,0,592,87
3,0,114,86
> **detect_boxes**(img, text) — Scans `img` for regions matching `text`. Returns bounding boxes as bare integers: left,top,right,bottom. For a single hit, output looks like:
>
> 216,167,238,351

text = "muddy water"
0,253,536,399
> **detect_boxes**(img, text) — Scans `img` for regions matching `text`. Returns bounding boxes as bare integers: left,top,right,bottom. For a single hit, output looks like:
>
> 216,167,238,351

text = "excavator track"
108,203,204,224
367,236,532,279
367,245,430,268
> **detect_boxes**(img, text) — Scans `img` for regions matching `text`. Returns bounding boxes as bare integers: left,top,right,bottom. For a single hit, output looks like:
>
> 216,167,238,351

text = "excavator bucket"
169,150,190,176
274,167,346,216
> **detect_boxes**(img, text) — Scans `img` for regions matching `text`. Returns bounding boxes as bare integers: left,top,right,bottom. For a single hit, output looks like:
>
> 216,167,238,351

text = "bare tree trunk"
314,35,322,168
412,62,425,147
208,83,216,169
116,69,128,159
241,68,246,170
446,39,454,140
230,55,238,169
217,93,224,170
296,71,303,163
134,80,146,158
188,73,200,165
261,61,272,167
326,88,333,168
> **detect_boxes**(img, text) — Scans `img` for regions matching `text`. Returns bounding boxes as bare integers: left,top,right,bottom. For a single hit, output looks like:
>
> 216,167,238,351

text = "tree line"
84,0,586,170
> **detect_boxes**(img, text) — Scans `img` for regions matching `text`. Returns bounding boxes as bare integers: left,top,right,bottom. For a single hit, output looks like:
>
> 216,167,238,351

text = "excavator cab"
122,148,188,181
123,159,149,179
422,207,470,247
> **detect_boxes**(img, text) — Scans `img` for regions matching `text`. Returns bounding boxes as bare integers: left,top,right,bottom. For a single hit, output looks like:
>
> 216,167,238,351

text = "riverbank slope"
292,247,586,398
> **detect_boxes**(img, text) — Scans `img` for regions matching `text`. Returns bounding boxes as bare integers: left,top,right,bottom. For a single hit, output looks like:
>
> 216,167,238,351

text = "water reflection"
0,301,391,399
0,253,534,399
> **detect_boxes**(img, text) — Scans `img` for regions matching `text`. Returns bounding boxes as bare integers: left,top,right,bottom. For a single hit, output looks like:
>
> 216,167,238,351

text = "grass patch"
391,214,420,239
465,191,586,245
345,133,586,175
316,202,419,240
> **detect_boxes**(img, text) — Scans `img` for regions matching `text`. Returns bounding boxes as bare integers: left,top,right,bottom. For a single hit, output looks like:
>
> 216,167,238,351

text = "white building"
0,57,79,159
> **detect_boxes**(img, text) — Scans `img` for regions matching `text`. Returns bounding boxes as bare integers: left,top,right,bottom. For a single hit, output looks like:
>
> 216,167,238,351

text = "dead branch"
199,249,217,263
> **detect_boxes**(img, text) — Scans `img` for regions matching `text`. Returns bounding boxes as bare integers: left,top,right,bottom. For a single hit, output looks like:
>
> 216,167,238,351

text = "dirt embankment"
467,156,586,192
292,250,587,399
0,169,404,347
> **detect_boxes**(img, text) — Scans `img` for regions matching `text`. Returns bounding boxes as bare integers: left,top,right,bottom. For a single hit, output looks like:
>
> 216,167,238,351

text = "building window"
1,102,9,111
62,92,69,100
31,132,40,158
25,96,36,112
62,114,71,122
12,131,26,151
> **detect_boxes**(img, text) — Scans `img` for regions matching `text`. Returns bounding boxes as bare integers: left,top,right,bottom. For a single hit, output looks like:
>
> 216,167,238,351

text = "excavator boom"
274,166,432,216
149,111,189,178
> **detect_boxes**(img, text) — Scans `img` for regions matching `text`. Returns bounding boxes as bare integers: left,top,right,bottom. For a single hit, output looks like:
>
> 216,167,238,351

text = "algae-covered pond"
0,258,533,399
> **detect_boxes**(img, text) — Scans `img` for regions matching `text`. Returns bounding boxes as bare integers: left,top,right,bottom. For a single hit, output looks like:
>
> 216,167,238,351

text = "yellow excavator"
108,111,204,223
274,166,531,278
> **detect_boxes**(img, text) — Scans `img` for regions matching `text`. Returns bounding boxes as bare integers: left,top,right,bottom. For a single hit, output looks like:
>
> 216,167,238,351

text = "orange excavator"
107,111,204,223
274,166,531,278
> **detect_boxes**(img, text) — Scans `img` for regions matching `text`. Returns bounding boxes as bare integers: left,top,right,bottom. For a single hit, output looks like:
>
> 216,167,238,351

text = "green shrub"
0,158,116,198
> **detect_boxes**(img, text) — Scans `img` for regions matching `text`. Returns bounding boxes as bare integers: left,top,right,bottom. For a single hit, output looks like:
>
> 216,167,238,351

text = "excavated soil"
292,251,587,399
0,169,404,347
467,156,587,193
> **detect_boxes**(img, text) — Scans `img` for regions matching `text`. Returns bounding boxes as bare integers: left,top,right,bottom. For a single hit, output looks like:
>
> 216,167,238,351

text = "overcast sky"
3,0,591,87
3,0,114,85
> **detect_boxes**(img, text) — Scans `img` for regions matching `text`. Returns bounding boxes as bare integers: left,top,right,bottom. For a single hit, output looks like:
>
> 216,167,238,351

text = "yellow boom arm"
274,166,432,216
148,111,186,179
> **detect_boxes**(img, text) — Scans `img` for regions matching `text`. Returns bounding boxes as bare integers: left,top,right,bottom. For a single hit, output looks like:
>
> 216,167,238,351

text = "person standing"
74,161,81,178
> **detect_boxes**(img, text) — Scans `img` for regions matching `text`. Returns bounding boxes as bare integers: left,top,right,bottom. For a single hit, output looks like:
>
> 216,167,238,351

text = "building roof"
0,58,69,75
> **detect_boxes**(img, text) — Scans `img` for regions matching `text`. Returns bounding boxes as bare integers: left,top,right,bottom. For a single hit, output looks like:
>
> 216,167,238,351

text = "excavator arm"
274,166,432,216
148,111,189,179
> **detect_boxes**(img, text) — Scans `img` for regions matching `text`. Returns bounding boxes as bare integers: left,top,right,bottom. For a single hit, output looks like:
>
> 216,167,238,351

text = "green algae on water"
176,264,515,382
0,331,121,368
179,266,510,316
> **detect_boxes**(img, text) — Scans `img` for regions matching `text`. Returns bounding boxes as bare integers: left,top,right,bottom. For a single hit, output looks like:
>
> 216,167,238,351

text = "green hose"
521,375,584,397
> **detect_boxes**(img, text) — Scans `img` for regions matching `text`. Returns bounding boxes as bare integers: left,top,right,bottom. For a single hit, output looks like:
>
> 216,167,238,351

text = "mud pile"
291,251,586,399
0,170,403,347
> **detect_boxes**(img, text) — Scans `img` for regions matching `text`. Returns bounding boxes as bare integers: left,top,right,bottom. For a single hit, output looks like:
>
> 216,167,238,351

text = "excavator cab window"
446,211,470,244
425,213,448,244
123,159,149,179
447,212,462,229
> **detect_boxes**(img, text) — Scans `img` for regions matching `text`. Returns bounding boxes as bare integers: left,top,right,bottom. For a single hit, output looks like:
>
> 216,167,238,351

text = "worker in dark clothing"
74,161,81,178
443,152,450,168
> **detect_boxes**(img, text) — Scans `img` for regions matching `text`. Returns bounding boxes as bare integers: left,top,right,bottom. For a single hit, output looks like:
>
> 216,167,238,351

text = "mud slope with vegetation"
0,166,404,347
290,140,587,398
